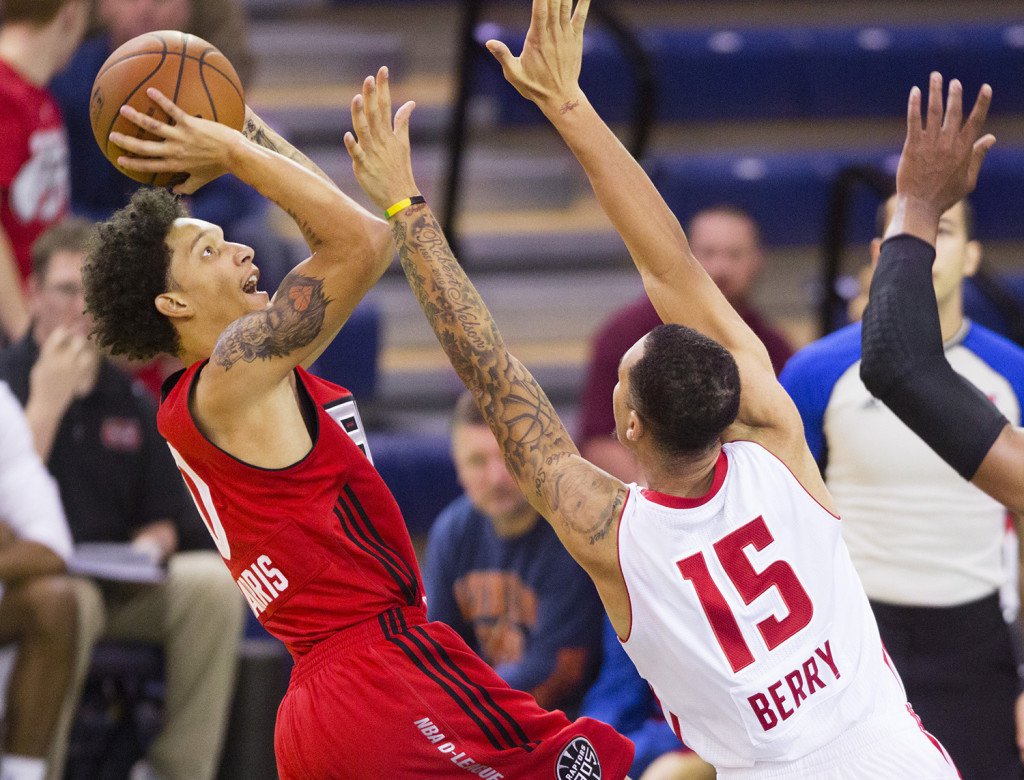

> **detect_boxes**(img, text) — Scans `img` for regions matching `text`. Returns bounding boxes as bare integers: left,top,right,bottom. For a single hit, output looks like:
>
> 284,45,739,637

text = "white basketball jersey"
618,440,912,771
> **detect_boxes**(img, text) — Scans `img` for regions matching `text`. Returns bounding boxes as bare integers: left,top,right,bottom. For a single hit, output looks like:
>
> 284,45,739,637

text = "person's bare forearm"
242,107,332,185
542,95,688,280
883,194,942,246
23,396,63,462
390,205,623,535
226,132,385,258
541,96,754,354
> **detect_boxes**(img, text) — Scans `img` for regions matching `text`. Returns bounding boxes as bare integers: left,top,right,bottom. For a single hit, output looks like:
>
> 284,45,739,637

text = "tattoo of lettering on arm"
394,208,621,546
559,99,580,115
243,116,332,183
212,274,331,370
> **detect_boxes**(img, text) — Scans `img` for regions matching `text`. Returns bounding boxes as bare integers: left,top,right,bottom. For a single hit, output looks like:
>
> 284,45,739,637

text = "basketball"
89,30,245,186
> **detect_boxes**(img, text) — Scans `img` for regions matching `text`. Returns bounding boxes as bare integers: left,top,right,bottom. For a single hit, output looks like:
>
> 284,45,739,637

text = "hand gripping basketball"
90,30,245,189
109,87,241,195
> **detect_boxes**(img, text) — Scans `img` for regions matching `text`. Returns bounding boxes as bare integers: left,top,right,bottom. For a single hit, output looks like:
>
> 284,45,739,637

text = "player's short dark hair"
31,217,94,280
451,390,486,429
875,196,974,240
83,188,186,360
628,324,740,456
2,0,78,26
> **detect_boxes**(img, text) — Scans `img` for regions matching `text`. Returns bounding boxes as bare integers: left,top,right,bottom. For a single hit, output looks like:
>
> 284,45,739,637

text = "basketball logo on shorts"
555,736,601,780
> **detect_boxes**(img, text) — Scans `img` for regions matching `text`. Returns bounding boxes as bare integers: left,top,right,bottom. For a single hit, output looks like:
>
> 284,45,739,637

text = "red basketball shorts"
275,606,634,779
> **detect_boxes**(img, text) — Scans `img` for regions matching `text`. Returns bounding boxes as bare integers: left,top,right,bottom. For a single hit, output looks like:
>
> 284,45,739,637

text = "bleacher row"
312,17,1024,542
474,22,1024,124
469,20,1024,245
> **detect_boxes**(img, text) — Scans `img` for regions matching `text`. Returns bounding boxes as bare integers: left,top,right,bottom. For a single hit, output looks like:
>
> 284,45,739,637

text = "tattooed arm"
242,106,332,185
114,86,391,407
345,71,627,622
486,0,827,499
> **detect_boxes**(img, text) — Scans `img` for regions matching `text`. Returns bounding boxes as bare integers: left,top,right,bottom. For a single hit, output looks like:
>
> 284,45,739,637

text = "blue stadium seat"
310,298,382,401
473,22,1024,124
647,146,1024,246
369,431,461,537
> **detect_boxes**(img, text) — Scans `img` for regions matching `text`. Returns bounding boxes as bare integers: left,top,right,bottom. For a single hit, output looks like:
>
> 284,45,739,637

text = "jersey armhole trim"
186,362,322,473
616,486,635,644
732,439,842,522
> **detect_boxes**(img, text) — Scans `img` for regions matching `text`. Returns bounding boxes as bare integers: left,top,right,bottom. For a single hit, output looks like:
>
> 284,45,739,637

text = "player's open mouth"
243,269,260,294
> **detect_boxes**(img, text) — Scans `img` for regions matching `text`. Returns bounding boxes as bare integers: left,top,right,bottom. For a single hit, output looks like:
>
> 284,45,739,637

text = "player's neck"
0,26,61,85
641,443,721,499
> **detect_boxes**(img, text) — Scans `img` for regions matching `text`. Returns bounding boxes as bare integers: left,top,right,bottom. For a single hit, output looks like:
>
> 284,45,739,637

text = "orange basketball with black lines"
89,30,245,186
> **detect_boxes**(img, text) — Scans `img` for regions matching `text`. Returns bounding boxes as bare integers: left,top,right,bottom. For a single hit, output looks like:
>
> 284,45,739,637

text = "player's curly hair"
83,188,187,360
629,323,741,457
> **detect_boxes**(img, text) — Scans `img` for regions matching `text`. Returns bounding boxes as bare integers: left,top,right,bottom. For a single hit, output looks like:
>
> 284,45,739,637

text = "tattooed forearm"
393,205,621,547
243,113,332,184
285,206,325,251
213,274,330,369
550,458,627,543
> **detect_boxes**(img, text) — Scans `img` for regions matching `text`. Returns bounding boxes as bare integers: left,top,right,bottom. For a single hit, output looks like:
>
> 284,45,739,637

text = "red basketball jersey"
158,360,425,657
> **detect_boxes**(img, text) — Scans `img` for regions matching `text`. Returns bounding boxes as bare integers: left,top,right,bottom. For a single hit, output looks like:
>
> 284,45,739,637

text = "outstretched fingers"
558,0,572,28
942,78,963,131
362,75,381,137
963,83,994,140
925,71,943,133
907,85,922,135
531,0,550,32
378,66,393,129
969,133,998,186
394,101,416,145
116,154,172,173
570,0,591,34
350,92,371,146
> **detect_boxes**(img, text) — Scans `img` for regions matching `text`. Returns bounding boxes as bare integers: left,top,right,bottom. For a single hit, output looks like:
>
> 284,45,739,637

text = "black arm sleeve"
860,234,1009,480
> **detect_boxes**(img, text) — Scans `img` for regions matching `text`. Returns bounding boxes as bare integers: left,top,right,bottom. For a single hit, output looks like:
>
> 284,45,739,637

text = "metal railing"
818,165,892,336
440,0,655,261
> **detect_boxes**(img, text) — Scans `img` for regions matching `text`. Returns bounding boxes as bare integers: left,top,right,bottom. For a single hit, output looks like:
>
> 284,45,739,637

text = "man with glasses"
0,219,244,780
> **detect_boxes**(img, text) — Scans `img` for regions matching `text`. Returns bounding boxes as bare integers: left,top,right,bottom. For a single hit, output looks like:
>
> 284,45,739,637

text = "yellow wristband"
384,195,425,219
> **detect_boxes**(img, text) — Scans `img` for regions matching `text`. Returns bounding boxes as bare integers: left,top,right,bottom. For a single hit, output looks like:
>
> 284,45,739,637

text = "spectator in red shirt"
0,0,88,343
579,205,793,482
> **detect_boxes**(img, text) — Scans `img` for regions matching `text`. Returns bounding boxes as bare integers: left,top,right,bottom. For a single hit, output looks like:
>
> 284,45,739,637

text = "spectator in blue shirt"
424,392,602,714
581,617,715,779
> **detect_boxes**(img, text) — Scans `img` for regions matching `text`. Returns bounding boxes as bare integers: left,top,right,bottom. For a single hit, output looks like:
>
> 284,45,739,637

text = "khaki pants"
48,550,245,780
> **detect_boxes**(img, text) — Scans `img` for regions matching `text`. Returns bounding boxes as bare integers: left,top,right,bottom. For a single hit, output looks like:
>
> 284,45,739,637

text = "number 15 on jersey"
677,515,814,673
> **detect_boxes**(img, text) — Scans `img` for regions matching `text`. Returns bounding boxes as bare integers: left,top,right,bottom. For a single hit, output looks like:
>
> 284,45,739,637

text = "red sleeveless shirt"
158,361,425,657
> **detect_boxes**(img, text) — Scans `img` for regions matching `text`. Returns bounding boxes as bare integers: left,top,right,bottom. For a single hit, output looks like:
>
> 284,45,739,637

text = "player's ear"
626,410,644,443
155,291,192,320
963,240,983,279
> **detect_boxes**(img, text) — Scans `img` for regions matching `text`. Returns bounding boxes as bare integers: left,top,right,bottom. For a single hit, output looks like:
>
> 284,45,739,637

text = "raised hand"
109,87,241,194
29,326,101,413
343,67,419,212
896,72,996,221
485,0,591,114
